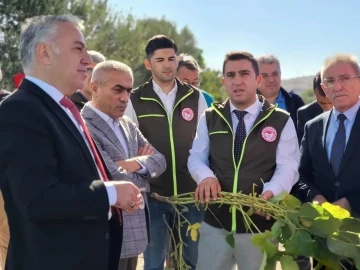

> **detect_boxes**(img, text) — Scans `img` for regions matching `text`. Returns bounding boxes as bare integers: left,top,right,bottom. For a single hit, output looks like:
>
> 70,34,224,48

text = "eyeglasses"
322,75,360,88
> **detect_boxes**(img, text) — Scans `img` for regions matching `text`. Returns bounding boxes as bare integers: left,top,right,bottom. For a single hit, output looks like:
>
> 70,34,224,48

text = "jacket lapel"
82,105,128,159
321,111,336,178
21,80,100,178
118,118,132,157
338,107,360,175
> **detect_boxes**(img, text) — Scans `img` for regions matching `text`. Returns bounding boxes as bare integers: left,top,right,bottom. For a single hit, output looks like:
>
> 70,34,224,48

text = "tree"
300,88,316,105
0,0,209,92
200,69,226,102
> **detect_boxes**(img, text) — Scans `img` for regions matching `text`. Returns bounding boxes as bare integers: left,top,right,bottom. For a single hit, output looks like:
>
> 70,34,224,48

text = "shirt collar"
86,102,119,126
152,79,178,95
275,90,285,104
332,98,360,122
229,97,261,117
26,75,64,104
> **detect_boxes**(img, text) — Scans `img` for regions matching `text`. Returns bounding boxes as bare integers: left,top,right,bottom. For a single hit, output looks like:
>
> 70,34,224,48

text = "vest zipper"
140,89,194,195
212,104,277,232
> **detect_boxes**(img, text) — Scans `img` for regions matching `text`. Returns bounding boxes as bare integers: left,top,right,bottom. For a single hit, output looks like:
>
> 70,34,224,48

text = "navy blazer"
295,107,360,217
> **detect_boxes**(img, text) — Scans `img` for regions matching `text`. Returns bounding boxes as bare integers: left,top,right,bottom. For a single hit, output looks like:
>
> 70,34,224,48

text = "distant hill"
282,75,313,94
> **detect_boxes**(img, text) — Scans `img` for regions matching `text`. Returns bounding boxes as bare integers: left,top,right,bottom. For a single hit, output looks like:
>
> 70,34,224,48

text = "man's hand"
138,144,154,156
115,159,141,173
256,190,274,220
333,197,351,212
112,181,143,212
312,194,327,205
195,177,221,203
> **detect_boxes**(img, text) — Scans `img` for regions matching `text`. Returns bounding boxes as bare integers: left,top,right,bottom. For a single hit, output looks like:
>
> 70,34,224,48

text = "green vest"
204,96,289,233
130,78,200,197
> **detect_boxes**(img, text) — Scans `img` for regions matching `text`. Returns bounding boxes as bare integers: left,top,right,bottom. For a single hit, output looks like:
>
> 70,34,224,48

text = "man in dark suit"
69,50,106,111
296,54,360,269
297,72,332,143
0,15,143,270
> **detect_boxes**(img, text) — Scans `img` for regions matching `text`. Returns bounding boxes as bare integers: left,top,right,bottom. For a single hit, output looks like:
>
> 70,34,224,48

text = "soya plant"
152,191,360,270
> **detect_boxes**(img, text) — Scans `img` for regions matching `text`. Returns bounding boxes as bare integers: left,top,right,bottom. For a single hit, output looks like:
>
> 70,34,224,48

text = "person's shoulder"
306,110,329,127
132,80,152,94
121,115,138,129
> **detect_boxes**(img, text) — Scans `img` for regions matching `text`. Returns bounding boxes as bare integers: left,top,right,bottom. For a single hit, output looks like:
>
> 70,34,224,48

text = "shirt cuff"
262,182,284,197
196,172,217,185
134,158,148,175
104,182,117,206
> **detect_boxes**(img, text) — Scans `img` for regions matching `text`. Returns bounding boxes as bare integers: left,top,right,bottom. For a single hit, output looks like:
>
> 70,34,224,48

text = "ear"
321,84,328,97
256,74,262,88
36,43,52,66
144,58,151,71
91,82,98,96
222,77,225,86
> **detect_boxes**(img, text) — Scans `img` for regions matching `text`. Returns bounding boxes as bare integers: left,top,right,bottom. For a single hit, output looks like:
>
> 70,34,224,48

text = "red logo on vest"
261,126,277,142
182,108,194,121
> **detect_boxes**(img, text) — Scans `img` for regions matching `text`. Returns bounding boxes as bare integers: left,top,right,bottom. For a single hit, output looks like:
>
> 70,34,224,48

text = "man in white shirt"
124,35,207,270
81,60,167,270
188,51,300,270
0,15,142,270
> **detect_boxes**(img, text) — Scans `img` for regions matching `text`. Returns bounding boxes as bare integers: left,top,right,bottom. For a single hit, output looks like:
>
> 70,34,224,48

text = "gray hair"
256,54,281,72
92,60,133,85
88,50,106,63
19,15,84,73
321,54,360,79
177,53,202,72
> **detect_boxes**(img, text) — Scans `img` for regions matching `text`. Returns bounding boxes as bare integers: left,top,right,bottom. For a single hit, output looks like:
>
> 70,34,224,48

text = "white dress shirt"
85,102,148,174
25,76,117,209
187,98,300,196
124,80,208,126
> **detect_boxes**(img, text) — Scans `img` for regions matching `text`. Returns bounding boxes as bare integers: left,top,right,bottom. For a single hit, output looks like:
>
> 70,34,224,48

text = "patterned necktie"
330,113,347,176
60,97,121,220
233,110,248,164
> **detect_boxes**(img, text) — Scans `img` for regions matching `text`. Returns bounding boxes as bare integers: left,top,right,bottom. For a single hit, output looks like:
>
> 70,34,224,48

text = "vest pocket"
138,114,166,118
209,130,229,136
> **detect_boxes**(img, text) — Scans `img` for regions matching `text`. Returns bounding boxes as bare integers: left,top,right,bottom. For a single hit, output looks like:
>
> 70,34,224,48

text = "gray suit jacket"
81,105,166,258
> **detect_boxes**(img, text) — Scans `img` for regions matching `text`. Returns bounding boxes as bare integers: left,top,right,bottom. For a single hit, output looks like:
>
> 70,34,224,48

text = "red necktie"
60,96,121,221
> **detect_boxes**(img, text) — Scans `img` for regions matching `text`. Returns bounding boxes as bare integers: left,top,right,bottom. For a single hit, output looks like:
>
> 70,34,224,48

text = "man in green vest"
124,35,208,270
188,51,300,270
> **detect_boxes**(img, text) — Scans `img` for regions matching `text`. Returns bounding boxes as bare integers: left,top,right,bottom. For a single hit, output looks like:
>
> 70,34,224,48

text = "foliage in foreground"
153,191,360,270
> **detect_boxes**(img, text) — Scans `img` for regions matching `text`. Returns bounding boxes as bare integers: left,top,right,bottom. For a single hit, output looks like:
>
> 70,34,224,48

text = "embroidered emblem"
182,108,194,121
261,126,277,142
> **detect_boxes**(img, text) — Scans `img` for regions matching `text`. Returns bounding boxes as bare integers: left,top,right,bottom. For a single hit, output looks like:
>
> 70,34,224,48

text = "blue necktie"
234,110,248,164
330,113,347,176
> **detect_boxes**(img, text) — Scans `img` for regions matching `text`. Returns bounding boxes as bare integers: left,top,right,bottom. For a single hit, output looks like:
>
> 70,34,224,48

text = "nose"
233,73,244,85
334,79,343,91
120,92,130,102
82,50,92,65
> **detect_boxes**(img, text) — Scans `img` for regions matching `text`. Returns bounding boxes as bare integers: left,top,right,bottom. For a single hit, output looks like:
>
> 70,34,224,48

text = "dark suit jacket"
297,101,323,144
295,108,360,217
69,90,88,111
0,79,122,270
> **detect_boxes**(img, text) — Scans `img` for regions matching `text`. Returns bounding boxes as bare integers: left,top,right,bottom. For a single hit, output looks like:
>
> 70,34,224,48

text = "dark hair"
177,53,200,72
145,35,178,59
222,51,259,76
313,72,325,97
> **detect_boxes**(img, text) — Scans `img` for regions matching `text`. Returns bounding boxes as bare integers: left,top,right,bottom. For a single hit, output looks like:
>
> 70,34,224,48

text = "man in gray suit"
81,60,167,270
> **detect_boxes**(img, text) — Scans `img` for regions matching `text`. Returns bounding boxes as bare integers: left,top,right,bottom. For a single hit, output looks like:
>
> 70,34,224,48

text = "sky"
109,0,360,79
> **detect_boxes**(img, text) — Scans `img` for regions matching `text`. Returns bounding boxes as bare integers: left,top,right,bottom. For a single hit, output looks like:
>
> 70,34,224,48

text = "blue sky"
109,0,360,79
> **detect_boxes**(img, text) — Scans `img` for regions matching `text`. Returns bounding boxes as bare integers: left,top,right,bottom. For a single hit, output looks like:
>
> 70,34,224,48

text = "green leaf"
280,195,302,210
225,233,235,248
251,231,273,250
313,237,342,269
322,202,350,220
280,255,299,270
283,230,315,257
259,252,267,270
268,191,288,204
355,255,360,269
271,220,286,238
339,218,360,233
327,231,360,258
299,203,325,220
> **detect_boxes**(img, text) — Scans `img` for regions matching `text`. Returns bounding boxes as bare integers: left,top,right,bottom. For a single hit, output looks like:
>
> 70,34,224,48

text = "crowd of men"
0,14,358,270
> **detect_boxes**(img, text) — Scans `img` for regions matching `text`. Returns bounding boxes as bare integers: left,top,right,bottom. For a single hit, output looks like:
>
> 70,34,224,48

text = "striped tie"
330,113,347,176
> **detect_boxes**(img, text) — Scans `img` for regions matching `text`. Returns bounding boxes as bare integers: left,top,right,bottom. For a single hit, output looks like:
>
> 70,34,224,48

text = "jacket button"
335,182,340,187
105,233,110,240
